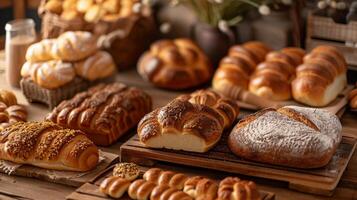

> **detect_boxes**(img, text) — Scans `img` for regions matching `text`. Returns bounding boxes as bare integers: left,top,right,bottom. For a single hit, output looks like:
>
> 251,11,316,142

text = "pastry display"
20,31,116,109
0,90,27,131
183,176,218,200
47,83,152,146
348,83,357,109
217,177,260,200
137,38,213,90
0,121,99,171
292,45,347,107
249,47,305,101
43,0,140,23
143,168,188,190
113,162,140,181
212,41,271,97
138,89,239,152
228,106,342,168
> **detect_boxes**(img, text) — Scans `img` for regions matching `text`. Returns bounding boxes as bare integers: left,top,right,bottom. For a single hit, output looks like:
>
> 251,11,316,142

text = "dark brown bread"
47,83,152,146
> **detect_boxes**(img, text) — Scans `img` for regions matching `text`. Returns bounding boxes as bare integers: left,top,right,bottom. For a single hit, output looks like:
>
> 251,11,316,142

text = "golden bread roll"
0,89,17,106
183,176,218,200
128,179,156,200
44,0,63,14
113,162,140,181
26,39,57,63
151,185,192,200
143,168,188,190
100,176,131,198
137,38,213,90
0,121,99,171
138,89,239,153
349,87,357,109
217,177,261,200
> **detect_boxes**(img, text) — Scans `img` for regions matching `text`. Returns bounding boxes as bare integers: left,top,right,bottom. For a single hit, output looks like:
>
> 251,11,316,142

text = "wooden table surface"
0,51,356,200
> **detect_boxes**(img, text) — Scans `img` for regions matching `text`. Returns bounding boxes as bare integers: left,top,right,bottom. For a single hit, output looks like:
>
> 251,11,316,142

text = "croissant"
74,51,116,81
217,177,260,200
143,168,188,190
212,41,271,99
292,45,347,106
0,90,17,106
183,176,218,200
249,47,305,101
0,121,99,171
100,176,131,198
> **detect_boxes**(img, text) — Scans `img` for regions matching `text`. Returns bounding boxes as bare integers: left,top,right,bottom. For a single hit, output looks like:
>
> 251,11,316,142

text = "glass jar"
5,19,36,87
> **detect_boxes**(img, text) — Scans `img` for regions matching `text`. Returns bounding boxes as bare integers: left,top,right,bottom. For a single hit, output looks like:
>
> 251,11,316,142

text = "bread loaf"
100,176,131,198
292,45,347,106
217,177,260,200
143,168,188,190
212,41,271,99
0,121,99,171
47,83,152,146
183,176,218,200
249,47,305,101
137,39,213,90
138,89,239,153
228,106,342,168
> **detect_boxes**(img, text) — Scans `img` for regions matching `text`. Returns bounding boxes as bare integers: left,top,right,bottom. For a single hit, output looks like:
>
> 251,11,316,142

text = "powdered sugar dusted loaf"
228,106,342,168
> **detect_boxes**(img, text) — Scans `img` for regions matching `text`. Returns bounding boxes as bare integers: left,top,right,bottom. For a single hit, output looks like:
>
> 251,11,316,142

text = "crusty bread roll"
0,89,17,106
138,89,239,153
26,39,57,63
212,41,271,99
113,162,140,181
128,179,157,200
228,106,342,168
292,45,347,107
0,103,27,131
21,60,76,89
74,51,116,81
183,176,218,200
0,121,99,171
137,38,213,90
47,83,152,146
100,176,131,198
249,47,305,101
217,177,260,200
143,168,188,190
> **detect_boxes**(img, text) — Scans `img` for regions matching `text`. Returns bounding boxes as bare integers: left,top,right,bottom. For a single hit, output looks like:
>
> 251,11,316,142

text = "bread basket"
38,0,157,70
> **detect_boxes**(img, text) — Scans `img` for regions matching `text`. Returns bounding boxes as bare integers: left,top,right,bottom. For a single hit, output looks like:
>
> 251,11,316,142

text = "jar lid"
5,19,35,31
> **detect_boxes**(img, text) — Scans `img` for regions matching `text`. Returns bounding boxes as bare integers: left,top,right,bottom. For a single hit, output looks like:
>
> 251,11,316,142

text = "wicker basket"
38,0,157,70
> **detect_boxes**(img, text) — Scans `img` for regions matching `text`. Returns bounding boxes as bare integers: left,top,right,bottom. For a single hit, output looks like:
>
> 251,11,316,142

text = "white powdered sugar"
233,106,342,161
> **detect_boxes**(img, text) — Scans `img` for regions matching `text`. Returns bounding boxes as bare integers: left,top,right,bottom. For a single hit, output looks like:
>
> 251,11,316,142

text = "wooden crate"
306,13,357,68
120,134,357,196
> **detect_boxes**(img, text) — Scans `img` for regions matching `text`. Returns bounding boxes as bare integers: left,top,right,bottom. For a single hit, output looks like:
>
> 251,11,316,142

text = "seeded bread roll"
113,162,140,181
0,121,99,171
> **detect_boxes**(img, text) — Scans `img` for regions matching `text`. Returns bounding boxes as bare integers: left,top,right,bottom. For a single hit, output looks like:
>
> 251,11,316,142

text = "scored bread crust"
47,83,152,146
228,106,342,168
138,90,239,153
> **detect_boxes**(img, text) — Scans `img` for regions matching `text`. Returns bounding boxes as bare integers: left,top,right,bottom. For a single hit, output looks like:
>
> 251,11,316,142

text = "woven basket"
38,0,157,70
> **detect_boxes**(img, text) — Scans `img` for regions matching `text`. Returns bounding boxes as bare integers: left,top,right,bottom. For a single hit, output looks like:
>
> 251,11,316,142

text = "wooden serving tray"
0,151,119,187
120,134,357,196
66,166,275,200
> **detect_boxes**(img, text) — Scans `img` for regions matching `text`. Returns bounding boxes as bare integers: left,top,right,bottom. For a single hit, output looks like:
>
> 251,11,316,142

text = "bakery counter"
0,51,356,200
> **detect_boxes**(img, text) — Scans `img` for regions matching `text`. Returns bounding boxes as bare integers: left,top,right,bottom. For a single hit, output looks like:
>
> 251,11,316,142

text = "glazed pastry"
183,176,218,200
22,60,76,89
143,168,188,190
228,106,342,168
128,179,157,200
47,83,152,146
100,176,131,198
249,47,305,101
212,41,271,99
0,89,17,106
138,89,239,153
137,38,213,90
292,45,347,107
217,177,260,200
74,51,116,81
0,121,99,171
113,162,140,181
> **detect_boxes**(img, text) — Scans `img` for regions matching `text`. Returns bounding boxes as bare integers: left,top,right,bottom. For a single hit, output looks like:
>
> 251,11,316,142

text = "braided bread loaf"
47,83,152,146
138,89,239,153
183,176,218,200
249,47,305,101
217,177,260,200
212,42,271,98
0,89,17,106
292,45,347,106
26,31,97,62
143,168,188,190
137,38,213,90
0,121,98,171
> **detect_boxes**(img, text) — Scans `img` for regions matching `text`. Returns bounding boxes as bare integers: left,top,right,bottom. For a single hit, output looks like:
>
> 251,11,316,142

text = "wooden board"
120,134,357,196
237,85,353,114
65,166,275,200
0,151,119,187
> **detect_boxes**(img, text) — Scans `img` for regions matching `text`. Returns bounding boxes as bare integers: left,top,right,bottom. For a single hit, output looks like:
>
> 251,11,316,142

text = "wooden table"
0,52,356,200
